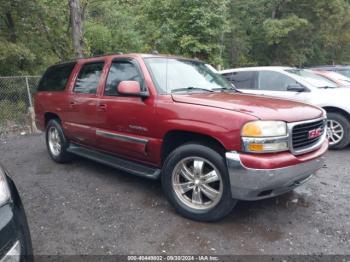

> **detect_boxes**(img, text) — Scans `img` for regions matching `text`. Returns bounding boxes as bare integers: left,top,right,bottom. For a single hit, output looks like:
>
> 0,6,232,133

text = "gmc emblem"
308,128,322,139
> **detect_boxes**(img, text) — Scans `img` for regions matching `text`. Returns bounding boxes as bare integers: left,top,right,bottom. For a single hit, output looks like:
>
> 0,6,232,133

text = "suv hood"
172,92,323,122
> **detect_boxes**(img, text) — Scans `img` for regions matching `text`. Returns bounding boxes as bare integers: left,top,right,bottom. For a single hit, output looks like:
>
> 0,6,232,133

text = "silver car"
221,66,350,149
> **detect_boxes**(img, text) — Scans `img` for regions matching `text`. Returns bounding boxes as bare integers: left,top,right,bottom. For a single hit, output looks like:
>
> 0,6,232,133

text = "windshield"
324,71,350,83
144,58,234,94
286,69,338,88
335,69,350,78
327,71,350,81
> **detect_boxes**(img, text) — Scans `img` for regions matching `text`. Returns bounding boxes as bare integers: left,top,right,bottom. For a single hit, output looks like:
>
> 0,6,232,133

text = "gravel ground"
0,134,349,255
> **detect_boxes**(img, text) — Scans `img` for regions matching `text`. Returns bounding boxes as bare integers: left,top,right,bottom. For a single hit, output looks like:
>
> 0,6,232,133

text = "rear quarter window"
38,62,76,92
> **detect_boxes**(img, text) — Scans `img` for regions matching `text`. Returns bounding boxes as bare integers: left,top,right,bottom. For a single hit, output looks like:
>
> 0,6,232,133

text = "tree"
68,0,86,58
224,0,350,67
2,0,350,76
138,0,230,66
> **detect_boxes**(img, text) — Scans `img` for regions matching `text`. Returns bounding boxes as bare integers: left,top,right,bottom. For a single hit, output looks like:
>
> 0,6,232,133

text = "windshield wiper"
319,86,336,89
171,87,214,93
212,87,239,93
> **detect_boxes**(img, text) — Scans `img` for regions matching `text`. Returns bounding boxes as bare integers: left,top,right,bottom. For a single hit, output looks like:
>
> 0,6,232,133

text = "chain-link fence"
0,76,41,138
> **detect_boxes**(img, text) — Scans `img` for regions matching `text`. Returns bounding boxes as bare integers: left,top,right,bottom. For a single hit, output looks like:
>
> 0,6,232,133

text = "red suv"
34,54,328,221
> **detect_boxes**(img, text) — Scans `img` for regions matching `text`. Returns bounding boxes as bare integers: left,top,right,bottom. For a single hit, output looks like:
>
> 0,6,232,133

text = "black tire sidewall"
162,143,236,222
327,112,350,150
45,119,70,163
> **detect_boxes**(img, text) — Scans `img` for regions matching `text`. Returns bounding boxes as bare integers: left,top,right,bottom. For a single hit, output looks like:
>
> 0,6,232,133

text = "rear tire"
46,119,72,163
327,112,350,150
161,143,237,222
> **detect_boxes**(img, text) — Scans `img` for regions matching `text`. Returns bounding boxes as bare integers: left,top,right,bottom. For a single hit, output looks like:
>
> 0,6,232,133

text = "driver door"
95,58,156,162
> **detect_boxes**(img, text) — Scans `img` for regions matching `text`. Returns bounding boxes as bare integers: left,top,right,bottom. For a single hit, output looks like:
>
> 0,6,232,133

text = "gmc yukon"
34,54,328,221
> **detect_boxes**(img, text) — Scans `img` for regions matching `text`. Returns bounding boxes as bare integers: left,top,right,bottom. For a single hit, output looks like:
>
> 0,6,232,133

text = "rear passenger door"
66,61,105,147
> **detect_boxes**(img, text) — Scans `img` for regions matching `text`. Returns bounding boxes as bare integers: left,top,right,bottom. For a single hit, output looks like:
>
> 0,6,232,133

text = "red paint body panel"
240,140,328,169
94,95,158,162
34,53,326,169
172,92,323,122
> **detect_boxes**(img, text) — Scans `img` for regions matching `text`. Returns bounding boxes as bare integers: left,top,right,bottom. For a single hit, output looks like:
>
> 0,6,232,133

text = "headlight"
241,121,289,153
0,166,10,206
242,121,287,137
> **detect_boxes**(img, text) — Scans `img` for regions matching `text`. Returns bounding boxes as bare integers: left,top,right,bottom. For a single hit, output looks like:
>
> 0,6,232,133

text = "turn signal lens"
247,142,288,152
248,143,264,151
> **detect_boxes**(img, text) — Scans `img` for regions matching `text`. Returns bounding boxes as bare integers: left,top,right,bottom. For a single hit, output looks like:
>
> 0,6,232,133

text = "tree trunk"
69,0,84,58
5,12,17,43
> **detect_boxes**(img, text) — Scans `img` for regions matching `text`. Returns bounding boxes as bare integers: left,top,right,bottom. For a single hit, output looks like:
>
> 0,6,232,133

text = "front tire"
46,119,72,163
327,112,350,150
162,143,237,222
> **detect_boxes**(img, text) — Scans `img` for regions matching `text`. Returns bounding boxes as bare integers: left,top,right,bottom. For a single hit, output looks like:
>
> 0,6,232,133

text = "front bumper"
225,147,326,200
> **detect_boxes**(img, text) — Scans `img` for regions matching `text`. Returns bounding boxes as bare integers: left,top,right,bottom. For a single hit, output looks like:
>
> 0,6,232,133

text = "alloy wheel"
172,157,223,210
48,126,62,157
327,119,344,146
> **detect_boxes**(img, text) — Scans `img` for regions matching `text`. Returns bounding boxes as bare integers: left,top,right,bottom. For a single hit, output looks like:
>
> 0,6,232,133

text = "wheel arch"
44,112,61,127
323,106,350,122
161,130,227,164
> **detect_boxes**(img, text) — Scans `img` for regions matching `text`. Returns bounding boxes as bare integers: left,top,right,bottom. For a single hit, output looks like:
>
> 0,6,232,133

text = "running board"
67,144,161,180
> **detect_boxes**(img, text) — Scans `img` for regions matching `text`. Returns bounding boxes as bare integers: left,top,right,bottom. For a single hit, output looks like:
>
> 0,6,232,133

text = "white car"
220,66,350,149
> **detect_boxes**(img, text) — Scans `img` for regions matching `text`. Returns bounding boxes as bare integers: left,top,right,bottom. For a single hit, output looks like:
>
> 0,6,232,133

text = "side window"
258,71,296,91
229,71,257,89
104,61,143,96
74,62,104,94
38,62,76,92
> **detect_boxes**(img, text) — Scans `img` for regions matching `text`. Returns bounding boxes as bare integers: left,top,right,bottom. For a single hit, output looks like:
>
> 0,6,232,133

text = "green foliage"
85,1,146,55
263,15,309,45
0,99,27,123
0,0,72,75
1,0,350,74
0,40,35,75
137,0,230,64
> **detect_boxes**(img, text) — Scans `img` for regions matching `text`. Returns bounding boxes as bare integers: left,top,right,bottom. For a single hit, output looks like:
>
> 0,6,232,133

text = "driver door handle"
98,104,108,112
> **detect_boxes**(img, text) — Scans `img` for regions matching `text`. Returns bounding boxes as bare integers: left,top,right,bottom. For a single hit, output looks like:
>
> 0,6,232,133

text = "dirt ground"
1,134,349,255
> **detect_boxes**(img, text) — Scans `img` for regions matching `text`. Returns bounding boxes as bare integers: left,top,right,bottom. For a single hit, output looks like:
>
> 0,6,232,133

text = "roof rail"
55,52,125,65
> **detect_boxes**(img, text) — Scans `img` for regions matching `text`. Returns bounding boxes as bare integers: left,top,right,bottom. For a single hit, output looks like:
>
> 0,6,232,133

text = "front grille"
292,119,325,151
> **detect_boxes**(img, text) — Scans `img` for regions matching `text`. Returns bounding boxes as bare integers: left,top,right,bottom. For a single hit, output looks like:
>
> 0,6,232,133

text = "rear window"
38,62,76,92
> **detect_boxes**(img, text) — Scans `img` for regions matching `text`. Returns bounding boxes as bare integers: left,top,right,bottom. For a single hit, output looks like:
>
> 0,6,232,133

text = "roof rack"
55,52,125,65
80,52,124,59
